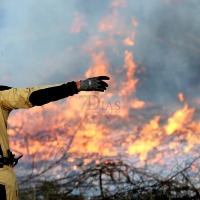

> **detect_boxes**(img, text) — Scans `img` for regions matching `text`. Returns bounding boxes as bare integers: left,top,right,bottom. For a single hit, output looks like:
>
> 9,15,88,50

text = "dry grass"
18,158,200,200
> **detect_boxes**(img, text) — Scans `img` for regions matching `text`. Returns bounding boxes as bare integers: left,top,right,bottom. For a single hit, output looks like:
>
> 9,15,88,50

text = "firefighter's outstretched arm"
29,81,79,106
0,76,110,109
30,76,110,106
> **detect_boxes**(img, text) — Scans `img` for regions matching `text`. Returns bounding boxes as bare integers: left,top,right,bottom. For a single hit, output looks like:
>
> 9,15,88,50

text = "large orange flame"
6,2,200,177
70,12,87,34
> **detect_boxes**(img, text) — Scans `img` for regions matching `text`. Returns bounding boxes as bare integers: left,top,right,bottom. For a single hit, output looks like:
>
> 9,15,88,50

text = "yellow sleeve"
0,83,62,110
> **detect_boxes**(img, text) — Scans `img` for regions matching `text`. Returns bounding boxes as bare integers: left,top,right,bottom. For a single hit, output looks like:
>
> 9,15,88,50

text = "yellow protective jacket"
0,81,78,200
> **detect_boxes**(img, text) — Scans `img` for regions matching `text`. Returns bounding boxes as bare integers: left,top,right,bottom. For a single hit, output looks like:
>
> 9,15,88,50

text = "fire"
184,121,200,153
73,165,77,170
84,51,117,95
85,52,110,79
67,158,75,163
132,16,138,27
8,14,146,165
128,116,161,161
178,93,185,102
123,32,136,46
130,98,145,109
99,9,119,33
6,0,200,180
165,104,195,135
70,12,87,34
119,50,139,95
123,38,134,46
69,122,117,157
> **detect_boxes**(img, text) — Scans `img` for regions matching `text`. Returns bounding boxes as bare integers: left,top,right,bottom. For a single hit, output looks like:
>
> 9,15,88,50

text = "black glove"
80,76,110,92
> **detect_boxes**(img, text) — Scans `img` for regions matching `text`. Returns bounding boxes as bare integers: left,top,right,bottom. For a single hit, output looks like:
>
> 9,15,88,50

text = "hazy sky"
1,0,200,104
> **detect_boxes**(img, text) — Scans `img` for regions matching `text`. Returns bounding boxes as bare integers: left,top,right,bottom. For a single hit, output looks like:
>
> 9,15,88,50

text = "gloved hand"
80,76,110,92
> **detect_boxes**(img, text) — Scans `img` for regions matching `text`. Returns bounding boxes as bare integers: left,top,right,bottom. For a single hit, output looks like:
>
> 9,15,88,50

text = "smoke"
0,0,199,94
1,0,200,179
133,0,200,105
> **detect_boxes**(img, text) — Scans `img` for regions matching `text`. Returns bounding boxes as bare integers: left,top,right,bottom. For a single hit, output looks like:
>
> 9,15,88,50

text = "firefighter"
0,76,110,200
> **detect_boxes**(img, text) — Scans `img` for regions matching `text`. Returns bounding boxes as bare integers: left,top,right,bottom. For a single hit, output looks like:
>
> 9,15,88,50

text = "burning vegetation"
3,0,200,199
